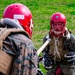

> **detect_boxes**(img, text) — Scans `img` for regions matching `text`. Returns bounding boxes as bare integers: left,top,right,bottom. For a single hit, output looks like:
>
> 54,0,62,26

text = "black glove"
43,56,52,70
64,52,75,64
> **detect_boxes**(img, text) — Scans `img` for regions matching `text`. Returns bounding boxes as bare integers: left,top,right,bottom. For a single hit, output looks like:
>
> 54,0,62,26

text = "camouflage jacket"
3,32,38,75
43,30,75,64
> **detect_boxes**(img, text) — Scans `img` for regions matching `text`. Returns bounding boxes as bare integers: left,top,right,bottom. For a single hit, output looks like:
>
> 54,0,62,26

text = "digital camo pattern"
3,33,38,75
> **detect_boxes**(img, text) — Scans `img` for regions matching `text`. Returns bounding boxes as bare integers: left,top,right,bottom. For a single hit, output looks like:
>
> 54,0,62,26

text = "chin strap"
53,36,61,63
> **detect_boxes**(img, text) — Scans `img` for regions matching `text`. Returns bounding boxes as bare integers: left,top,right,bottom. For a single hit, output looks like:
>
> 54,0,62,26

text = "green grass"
1,0,75,74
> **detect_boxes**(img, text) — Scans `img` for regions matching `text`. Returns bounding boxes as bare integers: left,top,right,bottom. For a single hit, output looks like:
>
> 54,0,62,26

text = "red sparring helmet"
3,3,33,38
50,12,66,37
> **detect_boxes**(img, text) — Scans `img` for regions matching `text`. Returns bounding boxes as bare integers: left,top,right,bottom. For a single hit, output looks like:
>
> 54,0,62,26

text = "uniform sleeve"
64,33,75,51
42,34,53,70
42,34,50,55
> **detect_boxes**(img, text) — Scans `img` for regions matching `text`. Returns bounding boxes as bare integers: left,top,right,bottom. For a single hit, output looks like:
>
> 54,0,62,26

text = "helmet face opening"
3,3,33,38
50,12,66,37
52,22,65,31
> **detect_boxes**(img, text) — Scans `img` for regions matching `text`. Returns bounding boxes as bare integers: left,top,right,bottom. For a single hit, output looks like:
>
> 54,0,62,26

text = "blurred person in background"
42,12,75,75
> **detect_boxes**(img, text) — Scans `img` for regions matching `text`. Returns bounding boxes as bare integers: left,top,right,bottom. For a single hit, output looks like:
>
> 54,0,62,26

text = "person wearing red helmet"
50,12,66,37
0,3,39,75
3,3,33,38
42,12,75,75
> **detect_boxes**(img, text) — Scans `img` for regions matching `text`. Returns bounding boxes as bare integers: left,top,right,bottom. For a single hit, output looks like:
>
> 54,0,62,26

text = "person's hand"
42,57,52,70
64,52,75,64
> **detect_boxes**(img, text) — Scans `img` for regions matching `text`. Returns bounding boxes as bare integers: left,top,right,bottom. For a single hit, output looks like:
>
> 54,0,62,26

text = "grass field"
0,0,75,74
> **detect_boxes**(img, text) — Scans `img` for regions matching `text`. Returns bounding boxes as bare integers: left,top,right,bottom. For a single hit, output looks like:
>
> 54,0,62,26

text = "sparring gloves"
64,52,75,64
43,56,53,70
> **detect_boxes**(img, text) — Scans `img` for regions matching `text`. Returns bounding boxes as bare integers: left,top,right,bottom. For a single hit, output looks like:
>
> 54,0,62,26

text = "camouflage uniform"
43,31,75,75
3,32,38,75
